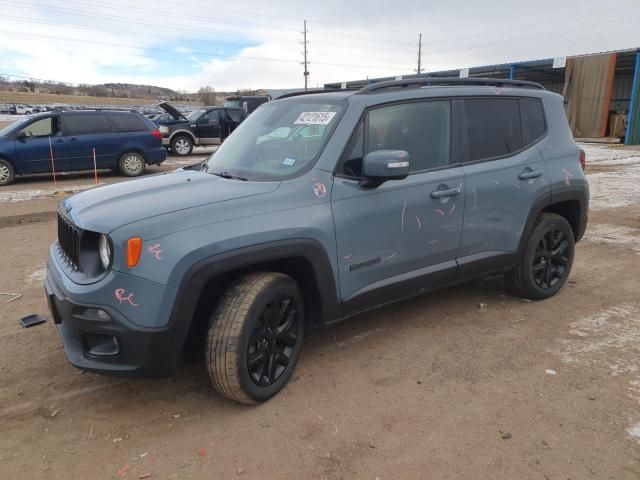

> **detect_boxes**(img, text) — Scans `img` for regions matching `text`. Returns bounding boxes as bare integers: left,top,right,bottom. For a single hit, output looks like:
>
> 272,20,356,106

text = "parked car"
150,112,181,126
45,78,588,404
155,101,245,156
224,95,271,114
14,104,32,115
0,109,166,186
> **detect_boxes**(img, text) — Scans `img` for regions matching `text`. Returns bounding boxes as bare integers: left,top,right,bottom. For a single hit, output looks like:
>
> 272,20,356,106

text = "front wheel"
506,213,575,300
206,272,305,404
0,158,15,186
118,152,146,177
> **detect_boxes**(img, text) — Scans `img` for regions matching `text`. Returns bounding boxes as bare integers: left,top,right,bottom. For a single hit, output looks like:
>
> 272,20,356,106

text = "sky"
0,0,639,92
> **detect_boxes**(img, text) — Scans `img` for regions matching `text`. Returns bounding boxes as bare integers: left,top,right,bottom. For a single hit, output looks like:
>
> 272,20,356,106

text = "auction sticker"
294,111,337,125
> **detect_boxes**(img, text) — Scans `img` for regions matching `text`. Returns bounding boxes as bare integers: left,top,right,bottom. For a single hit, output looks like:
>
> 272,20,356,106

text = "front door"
196,109,222,145
14,116,68,173
332,99,465,312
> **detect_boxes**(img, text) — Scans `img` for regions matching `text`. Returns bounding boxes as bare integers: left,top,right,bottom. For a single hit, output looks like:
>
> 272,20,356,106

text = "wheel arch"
0,154,18,176
169,129,196,144
517,187,588,256
170,239,341,358
117,148,147,164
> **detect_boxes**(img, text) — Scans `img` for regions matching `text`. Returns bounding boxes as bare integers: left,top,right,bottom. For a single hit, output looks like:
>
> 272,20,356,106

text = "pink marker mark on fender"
114,288,139,306
434,209,446,216
148,243,163,260
561,168,573,187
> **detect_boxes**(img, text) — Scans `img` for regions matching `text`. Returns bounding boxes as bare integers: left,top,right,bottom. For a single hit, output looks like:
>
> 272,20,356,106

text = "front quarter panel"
110,170,340,293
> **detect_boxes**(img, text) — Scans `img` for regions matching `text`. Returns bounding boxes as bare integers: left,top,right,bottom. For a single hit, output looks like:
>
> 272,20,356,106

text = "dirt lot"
1,145,639,479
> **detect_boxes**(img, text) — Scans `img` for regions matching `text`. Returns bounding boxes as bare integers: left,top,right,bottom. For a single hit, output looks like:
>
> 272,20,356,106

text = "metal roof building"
324,48,640,144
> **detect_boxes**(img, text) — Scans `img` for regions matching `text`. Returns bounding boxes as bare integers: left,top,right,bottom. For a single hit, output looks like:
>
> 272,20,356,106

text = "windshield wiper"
210,170,248,181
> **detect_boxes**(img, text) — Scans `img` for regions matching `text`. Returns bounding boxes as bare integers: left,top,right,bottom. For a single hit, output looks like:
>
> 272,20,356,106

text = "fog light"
83,332,120,357
77,308,111,321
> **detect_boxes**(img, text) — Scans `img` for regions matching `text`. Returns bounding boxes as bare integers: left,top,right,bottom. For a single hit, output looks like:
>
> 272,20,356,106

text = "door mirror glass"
361,150,410,188
17,131,27,141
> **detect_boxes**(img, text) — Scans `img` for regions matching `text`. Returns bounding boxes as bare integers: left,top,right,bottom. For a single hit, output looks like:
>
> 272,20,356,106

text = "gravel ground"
1,145,639,479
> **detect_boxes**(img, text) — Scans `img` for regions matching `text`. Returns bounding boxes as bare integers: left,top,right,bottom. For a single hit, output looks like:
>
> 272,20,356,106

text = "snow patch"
555,304,640,375
627,422,640,439
584,224,640,254
26,266,47,285
0,184,100,203
581,144,640,210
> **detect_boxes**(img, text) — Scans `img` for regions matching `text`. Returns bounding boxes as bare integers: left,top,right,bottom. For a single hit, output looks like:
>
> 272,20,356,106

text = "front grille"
58,213,81,271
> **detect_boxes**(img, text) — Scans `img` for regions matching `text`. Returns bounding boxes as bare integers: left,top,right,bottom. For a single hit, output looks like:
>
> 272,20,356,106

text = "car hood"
63,170,280,233
154,101,186,121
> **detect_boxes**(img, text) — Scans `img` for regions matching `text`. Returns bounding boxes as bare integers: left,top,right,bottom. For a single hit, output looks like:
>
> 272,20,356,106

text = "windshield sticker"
294,111,337,125
282,158,297,166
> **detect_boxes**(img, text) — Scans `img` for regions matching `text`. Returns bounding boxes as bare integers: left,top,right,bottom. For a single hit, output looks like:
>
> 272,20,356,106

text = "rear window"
64,114,112,135
464,98,523,162
109,113,147,132
520,98,546,145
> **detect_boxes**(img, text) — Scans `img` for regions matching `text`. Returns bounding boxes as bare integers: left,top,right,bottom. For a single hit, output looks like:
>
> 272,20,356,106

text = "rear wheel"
118,152,146,177
171,135,193,156
0,158,15,186
506,213,575,300
206,272,305,404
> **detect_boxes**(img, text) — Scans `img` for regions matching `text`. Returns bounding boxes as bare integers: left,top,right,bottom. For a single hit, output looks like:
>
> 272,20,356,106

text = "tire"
206,272,305,404
118,152,146,177
506,213,575,300
170,135,193,156
0,158,15,186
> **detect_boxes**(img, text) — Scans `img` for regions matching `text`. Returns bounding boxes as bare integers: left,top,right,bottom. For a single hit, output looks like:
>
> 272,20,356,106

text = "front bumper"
45,246,183,378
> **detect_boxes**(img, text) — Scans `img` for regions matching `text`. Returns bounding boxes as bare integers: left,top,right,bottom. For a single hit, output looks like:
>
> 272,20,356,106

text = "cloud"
0,0,638,91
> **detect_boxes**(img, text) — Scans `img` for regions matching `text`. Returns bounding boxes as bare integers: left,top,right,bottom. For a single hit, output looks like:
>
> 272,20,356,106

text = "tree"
198,86,216,105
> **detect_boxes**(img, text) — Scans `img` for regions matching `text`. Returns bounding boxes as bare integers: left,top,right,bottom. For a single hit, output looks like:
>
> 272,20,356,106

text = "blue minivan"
0,110,166,186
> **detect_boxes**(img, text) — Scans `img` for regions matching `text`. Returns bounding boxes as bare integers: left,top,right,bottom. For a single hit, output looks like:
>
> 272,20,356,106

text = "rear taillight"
579,150,586,170
150,129,162,140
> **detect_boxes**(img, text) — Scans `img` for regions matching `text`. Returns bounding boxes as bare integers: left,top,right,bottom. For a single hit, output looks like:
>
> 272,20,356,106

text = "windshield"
0,117,29,137
186,109,206,121
204,99,345,181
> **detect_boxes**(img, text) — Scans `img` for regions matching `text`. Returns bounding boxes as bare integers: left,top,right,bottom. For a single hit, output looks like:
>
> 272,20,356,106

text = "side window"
64,114,112,135
520,98,546,145
19,117,59,138
227,109,243,123
339,100,451,177
464,98,523,162
203,110,220,125
109,114,146,132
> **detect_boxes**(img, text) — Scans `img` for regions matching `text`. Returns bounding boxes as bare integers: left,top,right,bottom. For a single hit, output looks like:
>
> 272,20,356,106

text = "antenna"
301,20,310,91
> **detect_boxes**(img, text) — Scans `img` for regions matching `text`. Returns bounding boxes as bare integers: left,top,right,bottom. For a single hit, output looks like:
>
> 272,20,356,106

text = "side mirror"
17,131,27,141
360,150,410,188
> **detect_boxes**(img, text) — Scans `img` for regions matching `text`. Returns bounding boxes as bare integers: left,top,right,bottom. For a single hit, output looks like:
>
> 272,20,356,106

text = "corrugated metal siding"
611,75,633,111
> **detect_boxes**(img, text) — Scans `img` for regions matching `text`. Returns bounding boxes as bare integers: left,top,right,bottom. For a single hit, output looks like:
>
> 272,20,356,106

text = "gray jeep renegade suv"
45,78,589,404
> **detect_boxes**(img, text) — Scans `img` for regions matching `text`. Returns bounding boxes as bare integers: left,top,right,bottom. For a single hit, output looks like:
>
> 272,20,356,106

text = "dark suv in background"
0,110,165,186
155,102,245,156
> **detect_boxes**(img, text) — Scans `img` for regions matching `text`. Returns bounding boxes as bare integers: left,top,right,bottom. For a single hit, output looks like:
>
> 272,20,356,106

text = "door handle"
55,139,64,143
69,137,78,142
518,169,542,180
430,186,461,199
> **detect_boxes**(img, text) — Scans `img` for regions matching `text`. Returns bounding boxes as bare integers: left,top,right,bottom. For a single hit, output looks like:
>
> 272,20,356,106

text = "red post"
92,147,99,185
48,136,58,189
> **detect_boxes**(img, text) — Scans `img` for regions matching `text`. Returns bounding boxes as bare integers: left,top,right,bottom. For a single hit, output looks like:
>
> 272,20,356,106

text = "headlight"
98,234,111,270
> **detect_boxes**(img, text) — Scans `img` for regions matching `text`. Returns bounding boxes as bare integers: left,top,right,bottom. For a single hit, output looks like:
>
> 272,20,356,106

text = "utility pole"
416,33,423,75
301,20,309,90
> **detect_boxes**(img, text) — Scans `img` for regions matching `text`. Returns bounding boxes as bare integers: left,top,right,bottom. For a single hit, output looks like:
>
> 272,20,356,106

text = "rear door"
458,96,550,276
62,113,120,170
13,115,68,173
332,99,465,309
196,109,222,144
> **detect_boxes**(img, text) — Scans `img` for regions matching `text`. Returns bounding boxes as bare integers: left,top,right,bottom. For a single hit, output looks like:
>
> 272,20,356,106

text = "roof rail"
356,77,545,94
276,88,359,100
